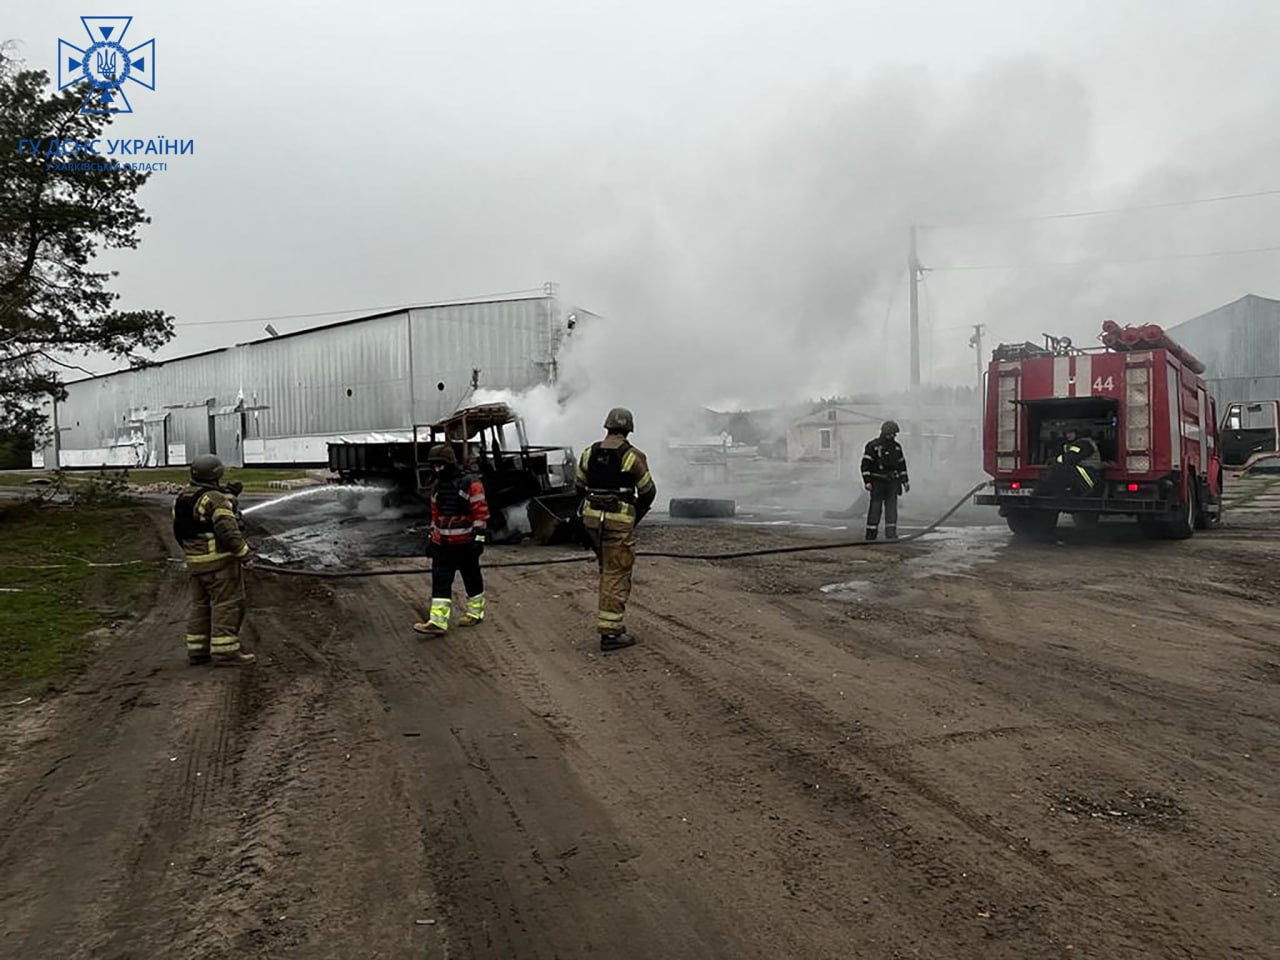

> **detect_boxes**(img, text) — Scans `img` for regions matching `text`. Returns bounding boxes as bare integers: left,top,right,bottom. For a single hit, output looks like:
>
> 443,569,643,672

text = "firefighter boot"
885,525,898,541
865,526,878,541
213,650,257,667
601,632,637,652
458,593,486,627
413,598,451,636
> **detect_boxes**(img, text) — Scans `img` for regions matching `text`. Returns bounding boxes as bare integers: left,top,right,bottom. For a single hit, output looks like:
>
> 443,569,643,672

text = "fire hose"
250,481,991,579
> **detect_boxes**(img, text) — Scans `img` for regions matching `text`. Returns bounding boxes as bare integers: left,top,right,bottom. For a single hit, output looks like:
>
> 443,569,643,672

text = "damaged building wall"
38,295,573,468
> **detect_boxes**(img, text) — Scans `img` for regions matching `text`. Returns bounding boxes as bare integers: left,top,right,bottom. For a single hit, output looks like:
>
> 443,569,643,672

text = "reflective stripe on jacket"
861,437,909,486
575,438,656,523
431,473,489,545
173,485,251,569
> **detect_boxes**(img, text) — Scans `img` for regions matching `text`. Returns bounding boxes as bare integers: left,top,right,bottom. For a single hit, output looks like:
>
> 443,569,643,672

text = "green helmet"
426,444,457,466
190,453,224,484
604,407,634,433
880,420,900,436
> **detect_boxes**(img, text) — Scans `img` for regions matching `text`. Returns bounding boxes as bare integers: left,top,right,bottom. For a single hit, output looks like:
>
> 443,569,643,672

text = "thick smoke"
488,60,1094,500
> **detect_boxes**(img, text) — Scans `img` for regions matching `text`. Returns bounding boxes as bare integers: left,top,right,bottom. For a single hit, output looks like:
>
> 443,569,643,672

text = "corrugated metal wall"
43,296,565,465
1169,295,1280,409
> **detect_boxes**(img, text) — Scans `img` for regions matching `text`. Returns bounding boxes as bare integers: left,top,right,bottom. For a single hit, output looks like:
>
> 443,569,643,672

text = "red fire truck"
975,321,1224,539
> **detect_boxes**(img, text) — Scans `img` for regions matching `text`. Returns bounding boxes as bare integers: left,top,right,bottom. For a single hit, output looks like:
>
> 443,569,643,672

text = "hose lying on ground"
251,481,991,579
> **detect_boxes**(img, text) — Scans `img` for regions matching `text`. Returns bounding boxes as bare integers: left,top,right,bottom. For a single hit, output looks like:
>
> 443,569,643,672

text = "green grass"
0,466,315,491
0,502,162,693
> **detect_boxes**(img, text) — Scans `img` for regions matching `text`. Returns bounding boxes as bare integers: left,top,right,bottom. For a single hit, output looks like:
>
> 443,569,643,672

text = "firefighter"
172,454,256,666
1056,430,1103,495
575,407,657,651
861,420,910,541
414,444,489,636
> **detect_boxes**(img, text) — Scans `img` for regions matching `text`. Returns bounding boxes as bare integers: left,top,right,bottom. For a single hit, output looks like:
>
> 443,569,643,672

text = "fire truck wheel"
1163,480,1196,540
1006,509,1058,540
1196,472,1223,530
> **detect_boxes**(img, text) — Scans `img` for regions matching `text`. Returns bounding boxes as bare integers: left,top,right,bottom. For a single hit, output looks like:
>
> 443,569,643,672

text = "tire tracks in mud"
425,568,1063,958
346,574,733,959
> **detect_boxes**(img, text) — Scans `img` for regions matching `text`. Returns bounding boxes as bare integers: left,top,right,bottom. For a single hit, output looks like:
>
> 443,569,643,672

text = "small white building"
786,403,884,475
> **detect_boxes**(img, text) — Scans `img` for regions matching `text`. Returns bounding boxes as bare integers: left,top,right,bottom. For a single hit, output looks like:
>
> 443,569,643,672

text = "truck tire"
1006,509,1058,540
1162,481,1196,541
668,498,736,519
1196,470,1223,530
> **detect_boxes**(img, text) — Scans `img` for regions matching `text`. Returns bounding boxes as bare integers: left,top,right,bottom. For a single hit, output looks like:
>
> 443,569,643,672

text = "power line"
921,187,1280,230
929,242,1280,272
172,286,550,328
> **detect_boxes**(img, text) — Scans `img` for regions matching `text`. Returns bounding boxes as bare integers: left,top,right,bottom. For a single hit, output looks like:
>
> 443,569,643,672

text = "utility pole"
969,323,986,419
908,225,921,390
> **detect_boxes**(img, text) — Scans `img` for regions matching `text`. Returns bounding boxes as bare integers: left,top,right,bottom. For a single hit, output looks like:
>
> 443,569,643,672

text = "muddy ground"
0,501,1277,959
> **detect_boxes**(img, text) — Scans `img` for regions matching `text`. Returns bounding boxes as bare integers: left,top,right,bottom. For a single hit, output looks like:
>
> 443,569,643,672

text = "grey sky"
11,1,1280,410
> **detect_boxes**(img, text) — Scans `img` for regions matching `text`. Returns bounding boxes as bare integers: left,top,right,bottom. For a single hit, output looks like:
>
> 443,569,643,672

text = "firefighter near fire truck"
861,420,910,541
976,322,1224,540
576,407,657,652
171,454,257,666
1039,429,1104,498
414,444,490,637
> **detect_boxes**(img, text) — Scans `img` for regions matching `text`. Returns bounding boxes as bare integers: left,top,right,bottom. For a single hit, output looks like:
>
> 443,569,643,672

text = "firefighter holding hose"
172,454,257,666
861,420,910,541
414,444,490,636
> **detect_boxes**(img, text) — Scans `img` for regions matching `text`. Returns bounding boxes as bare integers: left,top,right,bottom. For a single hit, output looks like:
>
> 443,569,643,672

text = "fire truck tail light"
1126,455,1150,473
1126,483,1139,492
1010,481,1021,490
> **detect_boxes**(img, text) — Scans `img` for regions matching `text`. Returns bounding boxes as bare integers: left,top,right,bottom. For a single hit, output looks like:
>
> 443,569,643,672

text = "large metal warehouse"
1167,293,1280,409
36,291,584,468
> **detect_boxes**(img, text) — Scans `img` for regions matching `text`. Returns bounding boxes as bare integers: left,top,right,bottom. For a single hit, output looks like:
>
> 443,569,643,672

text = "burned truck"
326,403,586,545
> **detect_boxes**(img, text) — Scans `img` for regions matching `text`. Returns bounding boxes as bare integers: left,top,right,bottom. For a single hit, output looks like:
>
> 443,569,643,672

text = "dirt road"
1,509,1276,959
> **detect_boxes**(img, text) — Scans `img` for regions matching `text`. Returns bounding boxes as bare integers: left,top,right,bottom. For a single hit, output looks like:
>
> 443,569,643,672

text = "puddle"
818,579,874,597
903,525,1005,580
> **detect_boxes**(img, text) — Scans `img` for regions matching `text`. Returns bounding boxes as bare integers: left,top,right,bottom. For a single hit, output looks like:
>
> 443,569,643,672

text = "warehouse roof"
65,293,553,385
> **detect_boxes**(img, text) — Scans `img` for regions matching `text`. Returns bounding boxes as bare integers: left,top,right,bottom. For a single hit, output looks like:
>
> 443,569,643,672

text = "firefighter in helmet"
171,454,256,666
414,443,490,636
575,407,657,651
1056,429,1103,495
861,420,910,540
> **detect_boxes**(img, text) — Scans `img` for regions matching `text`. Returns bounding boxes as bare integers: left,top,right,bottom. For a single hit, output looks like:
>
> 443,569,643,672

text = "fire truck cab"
975,324,1224,540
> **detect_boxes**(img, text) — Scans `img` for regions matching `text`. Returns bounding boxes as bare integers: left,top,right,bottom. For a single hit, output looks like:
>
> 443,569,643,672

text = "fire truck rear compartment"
1020,397,1120,465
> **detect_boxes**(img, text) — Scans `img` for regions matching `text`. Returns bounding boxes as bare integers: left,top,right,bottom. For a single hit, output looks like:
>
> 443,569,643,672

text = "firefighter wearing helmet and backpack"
171,454,257,666
414,443,490,636
861,420,910,541
575,407,657,651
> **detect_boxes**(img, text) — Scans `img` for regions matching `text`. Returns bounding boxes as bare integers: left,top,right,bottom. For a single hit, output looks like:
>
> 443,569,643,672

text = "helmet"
426,444,457,467
190,453,224,484
604,407,635,433
880,420,900,436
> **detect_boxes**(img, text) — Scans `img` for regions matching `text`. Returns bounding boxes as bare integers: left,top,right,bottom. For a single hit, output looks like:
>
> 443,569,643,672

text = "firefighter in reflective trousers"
576,407,657,651
172,454,256,666
414,444,490,636
861,420,910,540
